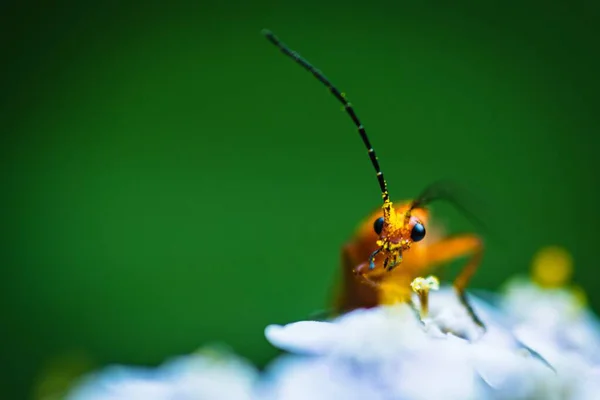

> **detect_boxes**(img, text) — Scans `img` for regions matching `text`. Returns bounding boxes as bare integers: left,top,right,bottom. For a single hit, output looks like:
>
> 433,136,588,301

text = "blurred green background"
1,1,599,398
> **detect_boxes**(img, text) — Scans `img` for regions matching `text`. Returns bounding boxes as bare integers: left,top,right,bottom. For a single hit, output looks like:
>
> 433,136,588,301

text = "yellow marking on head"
376,199,415,260
382,198,394,216
531,246,573,289
382,199,402,230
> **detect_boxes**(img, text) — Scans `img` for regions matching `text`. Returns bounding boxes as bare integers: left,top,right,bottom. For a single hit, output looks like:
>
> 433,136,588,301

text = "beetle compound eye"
373,217,385,235
411,222,426,242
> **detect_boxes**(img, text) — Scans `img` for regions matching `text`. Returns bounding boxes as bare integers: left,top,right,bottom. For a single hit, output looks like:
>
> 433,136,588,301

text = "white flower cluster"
66,347,259,400
499,277,600,399
259,287,598,400
66,257,600,399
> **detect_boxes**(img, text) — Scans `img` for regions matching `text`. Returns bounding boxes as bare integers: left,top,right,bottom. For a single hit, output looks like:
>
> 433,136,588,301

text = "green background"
1,1,599,398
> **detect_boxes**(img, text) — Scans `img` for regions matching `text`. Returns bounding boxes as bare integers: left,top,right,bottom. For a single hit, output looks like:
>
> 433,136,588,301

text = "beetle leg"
423,234,486,331
354,261,382,289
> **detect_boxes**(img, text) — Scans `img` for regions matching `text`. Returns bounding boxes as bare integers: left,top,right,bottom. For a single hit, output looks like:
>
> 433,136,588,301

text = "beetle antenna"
410,180,488,233
262,29,390,204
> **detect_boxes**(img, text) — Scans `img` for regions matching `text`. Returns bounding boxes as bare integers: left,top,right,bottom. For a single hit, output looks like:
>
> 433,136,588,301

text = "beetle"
334,192,484,328
263,29,485,328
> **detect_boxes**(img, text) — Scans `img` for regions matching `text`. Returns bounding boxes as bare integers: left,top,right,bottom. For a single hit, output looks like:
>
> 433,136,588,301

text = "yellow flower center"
531,246,573,289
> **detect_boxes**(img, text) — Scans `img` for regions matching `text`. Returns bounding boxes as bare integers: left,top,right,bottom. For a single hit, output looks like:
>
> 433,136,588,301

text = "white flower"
578,367,600,399
499,277,600,400
494,247,600,399
262,287,562,400
65,346,259,400
501,277,600,365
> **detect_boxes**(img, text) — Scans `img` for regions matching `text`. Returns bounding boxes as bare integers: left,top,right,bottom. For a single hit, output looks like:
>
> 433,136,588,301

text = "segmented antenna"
410,180,488,233
262,29,390,204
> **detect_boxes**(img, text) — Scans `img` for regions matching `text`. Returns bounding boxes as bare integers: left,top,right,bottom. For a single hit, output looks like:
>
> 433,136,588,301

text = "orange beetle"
263,30,484,327
335,196,483,326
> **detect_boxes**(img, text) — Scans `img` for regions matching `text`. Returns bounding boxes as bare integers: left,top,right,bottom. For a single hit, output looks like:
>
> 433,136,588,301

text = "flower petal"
65,347,259,400
263,287,560,399
258,355,386,400
501,278,600,365
264,321,343,355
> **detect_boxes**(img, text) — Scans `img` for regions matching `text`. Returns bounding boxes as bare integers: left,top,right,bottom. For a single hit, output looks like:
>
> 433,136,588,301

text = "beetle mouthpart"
385,252,403,272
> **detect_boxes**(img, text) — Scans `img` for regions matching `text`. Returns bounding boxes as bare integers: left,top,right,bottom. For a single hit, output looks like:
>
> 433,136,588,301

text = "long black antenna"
262,29,390,204
410,180,489,233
